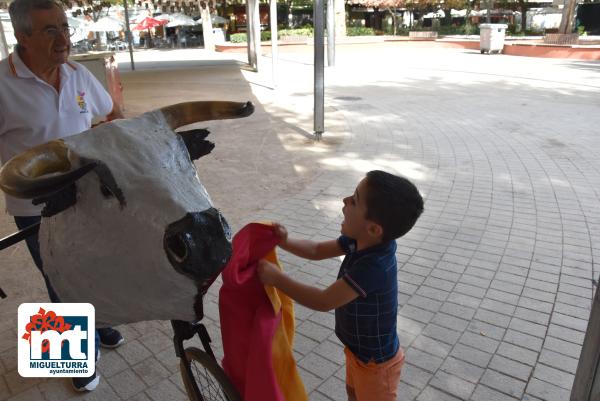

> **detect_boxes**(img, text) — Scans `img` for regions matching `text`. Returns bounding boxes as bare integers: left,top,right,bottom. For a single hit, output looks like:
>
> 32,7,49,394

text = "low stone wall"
544,33,579,45
408,31,438,41
504,42,600,60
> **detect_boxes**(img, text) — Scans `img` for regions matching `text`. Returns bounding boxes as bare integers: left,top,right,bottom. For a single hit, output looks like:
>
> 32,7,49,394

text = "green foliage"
230,33,247,43
396,26,411,35
436,24,480,35
507,23,520,34
279,27,314,37
62,0,120,20
577,25,586,35
346,27,376,36
229,28,313,43
463,23,476,35
525,29,543,35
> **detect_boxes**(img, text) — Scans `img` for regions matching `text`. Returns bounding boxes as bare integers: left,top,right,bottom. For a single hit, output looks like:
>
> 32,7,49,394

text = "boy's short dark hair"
364,170,424,242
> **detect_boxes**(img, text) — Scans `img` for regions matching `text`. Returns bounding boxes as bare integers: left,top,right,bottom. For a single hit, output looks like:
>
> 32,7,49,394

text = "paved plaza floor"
1,43,599,400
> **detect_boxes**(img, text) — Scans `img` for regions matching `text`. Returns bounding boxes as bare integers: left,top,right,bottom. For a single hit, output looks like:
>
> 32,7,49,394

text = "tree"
558,0,577,33
60,0,121,23
356,0,469,33
351,0,406,34
198,0,214,51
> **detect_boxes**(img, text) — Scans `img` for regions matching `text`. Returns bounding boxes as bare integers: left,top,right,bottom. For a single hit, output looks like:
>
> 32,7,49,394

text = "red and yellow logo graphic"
22,307,72,353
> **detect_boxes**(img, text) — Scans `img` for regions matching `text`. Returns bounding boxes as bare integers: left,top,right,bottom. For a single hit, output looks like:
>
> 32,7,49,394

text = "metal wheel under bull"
171,320,242,401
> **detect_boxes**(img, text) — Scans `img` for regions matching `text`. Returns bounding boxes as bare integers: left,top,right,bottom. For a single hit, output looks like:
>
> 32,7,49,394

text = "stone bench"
409,31,439,41
544,33,579,45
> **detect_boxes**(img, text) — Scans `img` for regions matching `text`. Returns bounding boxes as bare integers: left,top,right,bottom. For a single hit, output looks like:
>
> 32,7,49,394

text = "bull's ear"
177,128,215,161
32,184,77,217
91,160,127,208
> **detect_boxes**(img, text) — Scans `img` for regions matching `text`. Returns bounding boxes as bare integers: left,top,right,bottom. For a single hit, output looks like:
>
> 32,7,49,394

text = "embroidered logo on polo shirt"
76,91,88,114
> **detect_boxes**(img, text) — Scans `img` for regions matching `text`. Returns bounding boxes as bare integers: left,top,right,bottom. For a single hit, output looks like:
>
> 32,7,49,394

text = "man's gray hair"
9,0,62,34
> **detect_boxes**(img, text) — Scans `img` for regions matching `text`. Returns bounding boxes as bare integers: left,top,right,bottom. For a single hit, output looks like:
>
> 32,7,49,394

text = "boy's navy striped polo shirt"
335,235,399,364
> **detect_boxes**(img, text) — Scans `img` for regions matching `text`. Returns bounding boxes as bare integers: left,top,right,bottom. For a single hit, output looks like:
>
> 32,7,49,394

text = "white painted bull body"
0,101,254,327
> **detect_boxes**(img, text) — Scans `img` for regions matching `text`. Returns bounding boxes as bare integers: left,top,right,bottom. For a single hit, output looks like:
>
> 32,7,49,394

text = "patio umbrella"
132,16,168,31
166,13,198,27
87,16,124,32
67,16,89,29
154,14,171,23
67,17,88,43
132,17,168,47
193,14,228,25
450,9,467,18
423,9,445,18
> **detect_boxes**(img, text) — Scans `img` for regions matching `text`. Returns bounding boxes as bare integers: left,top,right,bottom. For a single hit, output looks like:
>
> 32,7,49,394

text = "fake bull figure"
0,101,254,327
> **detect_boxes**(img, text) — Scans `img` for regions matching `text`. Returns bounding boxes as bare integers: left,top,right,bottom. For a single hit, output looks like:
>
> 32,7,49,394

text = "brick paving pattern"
1,44,599,400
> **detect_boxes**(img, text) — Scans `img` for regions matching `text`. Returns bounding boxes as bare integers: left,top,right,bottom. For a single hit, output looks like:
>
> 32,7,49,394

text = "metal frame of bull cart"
0,223,242,401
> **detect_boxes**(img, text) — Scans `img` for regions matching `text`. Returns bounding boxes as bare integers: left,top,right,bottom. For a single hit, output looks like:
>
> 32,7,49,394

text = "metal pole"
246,0,253,67
123,0,135,70
326,0,335,67
0,222,40,300
486,0,491,23
0,223,40,252
314,0,324,137
270,0,278,87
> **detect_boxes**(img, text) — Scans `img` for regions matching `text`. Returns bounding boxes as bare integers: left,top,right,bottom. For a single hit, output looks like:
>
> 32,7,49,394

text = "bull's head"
0,101,254,326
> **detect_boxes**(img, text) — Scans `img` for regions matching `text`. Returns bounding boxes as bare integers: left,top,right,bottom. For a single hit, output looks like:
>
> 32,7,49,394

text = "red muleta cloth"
219,223,285,401
219,222,307,401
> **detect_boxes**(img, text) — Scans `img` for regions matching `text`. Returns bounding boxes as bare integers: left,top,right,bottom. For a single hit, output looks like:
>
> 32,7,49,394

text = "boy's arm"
273,223,344,260
280,238,344,260
258,260,358,312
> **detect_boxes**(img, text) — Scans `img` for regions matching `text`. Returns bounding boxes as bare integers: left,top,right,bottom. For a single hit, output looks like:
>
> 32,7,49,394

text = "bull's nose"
164,209,232,284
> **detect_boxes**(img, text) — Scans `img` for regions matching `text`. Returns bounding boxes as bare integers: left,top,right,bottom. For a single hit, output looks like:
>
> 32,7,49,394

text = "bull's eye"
100,184,114,199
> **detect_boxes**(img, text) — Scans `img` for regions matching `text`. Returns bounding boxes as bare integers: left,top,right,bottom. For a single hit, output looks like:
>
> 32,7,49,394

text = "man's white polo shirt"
0,52,113,216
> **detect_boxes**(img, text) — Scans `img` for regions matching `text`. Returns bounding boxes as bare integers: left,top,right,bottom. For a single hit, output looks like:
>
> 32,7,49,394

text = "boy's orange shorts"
345,346,405,401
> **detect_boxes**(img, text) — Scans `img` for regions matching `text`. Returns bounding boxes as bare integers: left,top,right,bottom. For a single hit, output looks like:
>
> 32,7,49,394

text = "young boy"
257,170,424,401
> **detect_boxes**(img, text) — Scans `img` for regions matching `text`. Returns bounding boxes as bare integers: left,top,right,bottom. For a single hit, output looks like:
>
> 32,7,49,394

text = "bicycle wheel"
180,347,242,401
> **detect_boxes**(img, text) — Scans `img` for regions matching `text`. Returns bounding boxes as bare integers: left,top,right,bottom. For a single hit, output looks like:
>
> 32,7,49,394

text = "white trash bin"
212,28,226,44
479,23,508,54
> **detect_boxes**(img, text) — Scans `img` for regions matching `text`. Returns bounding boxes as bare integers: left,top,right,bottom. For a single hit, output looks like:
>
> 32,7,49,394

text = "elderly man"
0,0,124,392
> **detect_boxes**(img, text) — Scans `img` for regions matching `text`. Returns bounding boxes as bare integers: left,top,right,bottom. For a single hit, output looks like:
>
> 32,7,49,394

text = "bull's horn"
160,101,254,130
0,140,96,199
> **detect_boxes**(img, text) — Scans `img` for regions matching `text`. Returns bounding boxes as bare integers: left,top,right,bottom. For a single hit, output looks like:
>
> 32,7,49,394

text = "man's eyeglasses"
37,26,76,39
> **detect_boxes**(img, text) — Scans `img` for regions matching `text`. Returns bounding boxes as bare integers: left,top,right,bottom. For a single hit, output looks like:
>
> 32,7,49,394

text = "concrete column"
334,0,346,38
252,0,260,71
0,20,9,60
326,0,334,67
246,0,257,70
269,0,278,86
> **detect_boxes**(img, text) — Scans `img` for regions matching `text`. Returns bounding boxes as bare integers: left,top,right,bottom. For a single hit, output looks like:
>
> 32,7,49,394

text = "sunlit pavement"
1,44,599,400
